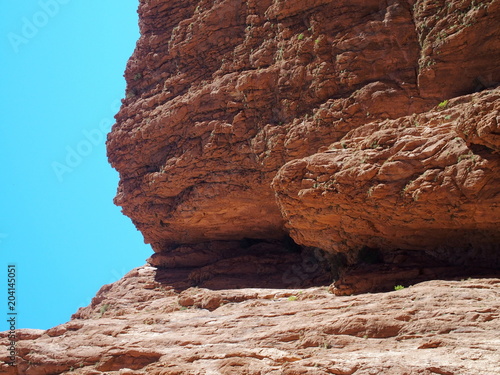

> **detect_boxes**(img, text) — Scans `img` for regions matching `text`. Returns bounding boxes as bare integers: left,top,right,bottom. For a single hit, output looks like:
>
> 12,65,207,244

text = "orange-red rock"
272,88,500,264
107,0,500,255
2,266,499,375
4,0,499,373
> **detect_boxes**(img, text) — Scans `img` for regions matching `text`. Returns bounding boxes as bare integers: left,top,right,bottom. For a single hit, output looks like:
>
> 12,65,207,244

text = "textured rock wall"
1,2,499,373
107,0,500,259
2,266,499,375
273,89,500,263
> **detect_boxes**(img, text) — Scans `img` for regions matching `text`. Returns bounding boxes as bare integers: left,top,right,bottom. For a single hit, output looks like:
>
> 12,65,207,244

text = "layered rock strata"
272,88,500,264
1,266,499,375
2,1,500,374
107,0,500,262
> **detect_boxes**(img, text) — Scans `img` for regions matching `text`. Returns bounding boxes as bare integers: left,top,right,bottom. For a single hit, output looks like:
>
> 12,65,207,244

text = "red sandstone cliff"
2,0,500,374
107,0,500,265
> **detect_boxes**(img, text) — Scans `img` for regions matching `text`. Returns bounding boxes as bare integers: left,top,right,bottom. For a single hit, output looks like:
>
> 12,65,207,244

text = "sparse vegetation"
275,47,284,61
402,180,414,194
99,304,110,318
288,295,298,301
321,341,331,349
297,33,304,40
394,285,405,291
458,152,477,163
438,99,449,109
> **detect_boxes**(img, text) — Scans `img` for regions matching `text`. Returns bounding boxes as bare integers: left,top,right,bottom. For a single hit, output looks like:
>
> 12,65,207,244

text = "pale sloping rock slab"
1,266,499,375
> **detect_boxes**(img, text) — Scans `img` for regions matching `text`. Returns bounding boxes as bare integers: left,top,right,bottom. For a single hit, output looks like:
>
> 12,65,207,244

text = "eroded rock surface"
107,0,500,256
2,266,499,375
272,88,500,264
5,0,499,374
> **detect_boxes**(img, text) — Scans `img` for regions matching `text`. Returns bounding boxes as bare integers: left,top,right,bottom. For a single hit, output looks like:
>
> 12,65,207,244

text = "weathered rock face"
107,0,500,257
3,1,500,374
2,266,500,375
273,88,500,264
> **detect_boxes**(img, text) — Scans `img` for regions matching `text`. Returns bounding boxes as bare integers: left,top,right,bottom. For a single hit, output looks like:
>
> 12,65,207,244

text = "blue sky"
1,1,152,330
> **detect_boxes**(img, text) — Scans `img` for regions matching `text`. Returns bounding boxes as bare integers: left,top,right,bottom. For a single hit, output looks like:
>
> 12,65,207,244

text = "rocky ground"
1,265,499,375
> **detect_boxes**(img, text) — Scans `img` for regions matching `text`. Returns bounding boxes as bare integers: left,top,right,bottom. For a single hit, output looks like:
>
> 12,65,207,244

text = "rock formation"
2,266,500,374
273,89,500,263
107,0,500,266
2,0,500,373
